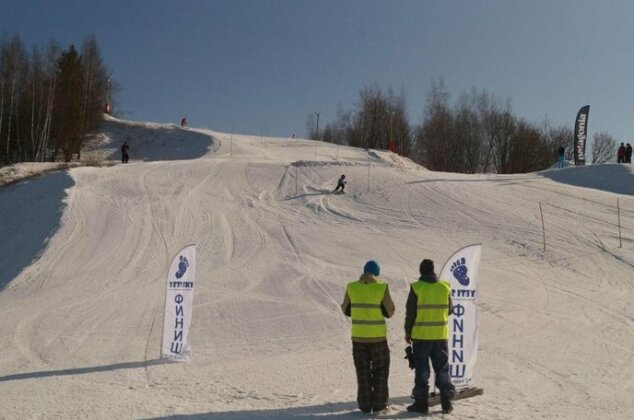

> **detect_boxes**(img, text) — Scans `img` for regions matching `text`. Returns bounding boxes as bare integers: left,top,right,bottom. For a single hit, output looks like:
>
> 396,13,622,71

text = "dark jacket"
404,272,452,340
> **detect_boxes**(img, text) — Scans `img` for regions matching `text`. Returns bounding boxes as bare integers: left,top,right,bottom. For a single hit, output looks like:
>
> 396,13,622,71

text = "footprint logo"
450,257,470,286
175,256,189,279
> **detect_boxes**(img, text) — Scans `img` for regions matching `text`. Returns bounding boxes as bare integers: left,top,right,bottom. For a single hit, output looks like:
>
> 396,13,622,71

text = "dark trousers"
352,341,390,412
411,340,455,400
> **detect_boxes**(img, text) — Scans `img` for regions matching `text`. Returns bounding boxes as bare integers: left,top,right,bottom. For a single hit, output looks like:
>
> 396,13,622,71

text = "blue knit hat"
363,260,380,276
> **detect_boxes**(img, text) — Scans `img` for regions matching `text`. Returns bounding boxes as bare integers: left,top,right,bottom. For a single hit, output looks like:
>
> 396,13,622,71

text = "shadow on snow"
407,164,634,196
98,119,215,162
539,164,634,196
0,359,164,382
143,396,424,419
0,170,74,290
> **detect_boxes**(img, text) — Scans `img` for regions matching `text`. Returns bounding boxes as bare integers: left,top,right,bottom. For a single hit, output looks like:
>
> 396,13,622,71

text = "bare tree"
541,121,574,165
76,35,108,160
477,94,515,173
388,87,412,157
0,36,27,163
591,131,617,164
503,119,552,173
321,103,351,145
415,79,453,170
348,84,390,150
52,44,83,162
305,112,318,140
454,90,484,173
0,35,111,166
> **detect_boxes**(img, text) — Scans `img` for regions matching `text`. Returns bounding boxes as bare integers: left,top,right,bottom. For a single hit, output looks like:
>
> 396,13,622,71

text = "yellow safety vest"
346,281,388,339
411,281,451,340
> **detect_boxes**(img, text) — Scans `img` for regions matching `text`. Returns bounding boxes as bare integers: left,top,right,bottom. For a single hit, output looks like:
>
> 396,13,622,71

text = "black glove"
404,345,415,370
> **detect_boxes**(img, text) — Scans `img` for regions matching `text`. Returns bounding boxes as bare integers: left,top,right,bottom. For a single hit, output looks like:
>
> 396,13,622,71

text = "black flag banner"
574,105,590,166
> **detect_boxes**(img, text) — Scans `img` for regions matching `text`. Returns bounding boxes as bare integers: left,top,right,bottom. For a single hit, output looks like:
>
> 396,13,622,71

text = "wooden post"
539,202,546,252
617,198,622,248
295,166,298,196
367,155,371,192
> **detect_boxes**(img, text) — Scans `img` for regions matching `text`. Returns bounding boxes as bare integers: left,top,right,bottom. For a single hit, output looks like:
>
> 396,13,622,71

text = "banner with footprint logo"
161,244,196,362
439,244,481,390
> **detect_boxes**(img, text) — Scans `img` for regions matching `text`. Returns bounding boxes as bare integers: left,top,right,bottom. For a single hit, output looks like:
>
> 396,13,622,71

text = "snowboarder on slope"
180,117,188,128
121,141,130,164
334,174,346,193
404,259,455,414
625,143,632,163
341,260,395,414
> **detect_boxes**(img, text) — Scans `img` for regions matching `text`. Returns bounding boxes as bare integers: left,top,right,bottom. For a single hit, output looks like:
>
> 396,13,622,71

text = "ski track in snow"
0,117,633,419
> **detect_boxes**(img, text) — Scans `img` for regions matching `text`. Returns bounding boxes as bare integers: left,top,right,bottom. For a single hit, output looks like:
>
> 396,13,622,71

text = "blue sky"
2,0,634,142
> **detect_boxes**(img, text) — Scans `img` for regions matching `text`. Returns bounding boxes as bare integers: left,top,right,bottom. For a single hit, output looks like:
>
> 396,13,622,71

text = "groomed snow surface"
1,117,633,419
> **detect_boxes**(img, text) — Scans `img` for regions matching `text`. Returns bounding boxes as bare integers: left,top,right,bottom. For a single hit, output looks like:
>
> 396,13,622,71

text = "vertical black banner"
574,105,590,166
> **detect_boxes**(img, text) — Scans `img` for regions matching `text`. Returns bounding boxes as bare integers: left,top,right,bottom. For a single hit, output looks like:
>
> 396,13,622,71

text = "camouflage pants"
352,341,390,412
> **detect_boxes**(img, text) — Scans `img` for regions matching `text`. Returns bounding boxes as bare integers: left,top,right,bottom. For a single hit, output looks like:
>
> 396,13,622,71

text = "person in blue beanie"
341,260,395,414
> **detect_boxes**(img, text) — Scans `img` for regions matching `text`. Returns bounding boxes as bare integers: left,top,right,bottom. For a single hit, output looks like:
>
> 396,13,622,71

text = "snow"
1,116,633,419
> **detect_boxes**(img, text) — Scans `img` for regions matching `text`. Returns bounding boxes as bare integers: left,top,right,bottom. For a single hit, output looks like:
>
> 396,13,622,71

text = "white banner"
161,244,196,362
439,244,481,390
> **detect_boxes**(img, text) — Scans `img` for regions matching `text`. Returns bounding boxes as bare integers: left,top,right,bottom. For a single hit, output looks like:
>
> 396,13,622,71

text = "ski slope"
1,117,633,419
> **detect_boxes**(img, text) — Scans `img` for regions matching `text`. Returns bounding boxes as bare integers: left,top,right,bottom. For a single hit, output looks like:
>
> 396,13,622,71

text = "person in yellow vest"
341,260,395,414
404,259,455,414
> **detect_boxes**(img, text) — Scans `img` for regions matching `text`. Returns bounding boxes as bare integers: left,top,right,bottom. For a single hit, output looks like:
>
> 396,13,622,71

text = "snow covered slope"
1,117,633,419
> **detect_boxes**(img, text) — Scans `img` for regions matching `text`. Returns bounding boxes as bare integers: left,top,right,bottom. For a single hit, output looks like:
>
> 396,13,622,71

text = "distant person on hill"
121,141,129,164
341,260,395,414
557,145,565,168
180,117,188,128
334,174,346,193
404,259,455,415
617,143,626,163
625,143,632,163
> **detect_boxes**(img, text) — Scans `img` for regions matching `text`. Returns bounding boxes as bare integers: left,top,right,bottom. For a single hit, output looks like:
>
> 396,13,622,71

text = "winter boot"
406,398,429,414
440,394,453,414
373,405,391,415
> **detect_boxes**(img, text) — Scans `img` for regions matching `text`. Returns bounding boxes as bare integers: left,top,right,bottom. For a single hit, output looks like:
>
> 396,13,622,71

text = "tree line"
0,34,111,165
307,80,618,173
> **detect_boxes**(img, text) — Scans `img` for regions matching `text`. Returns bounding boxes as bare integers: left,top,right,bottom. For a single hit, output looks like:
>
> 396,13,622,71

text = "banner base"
429,387,484,406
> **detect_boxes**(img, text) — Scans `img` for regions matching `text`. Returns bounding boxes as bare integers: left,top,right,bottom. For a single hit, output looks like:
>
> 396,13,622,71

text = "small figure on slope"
557,145,565,168
334,174,346,193
121,141,130,164
618,143,626,163
180,117,188,128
